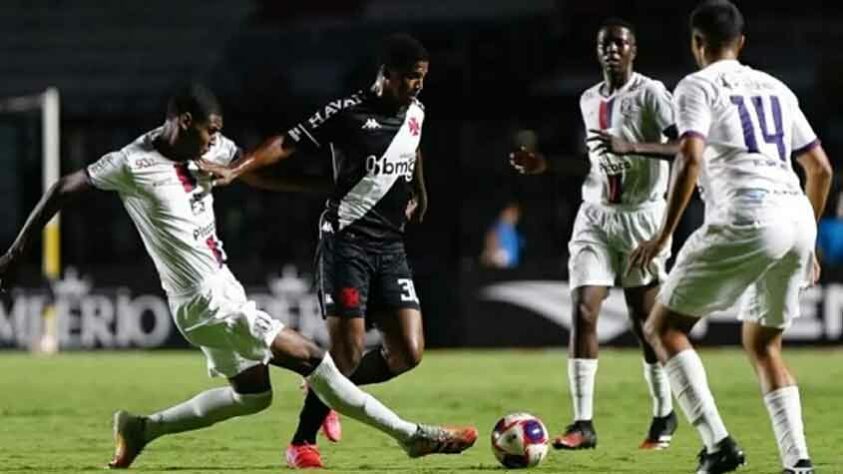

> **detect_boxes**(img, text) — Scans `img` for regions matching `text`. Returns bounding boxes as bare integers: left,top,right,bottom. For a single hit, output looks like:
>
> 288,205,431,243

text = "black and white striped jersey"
285,90,424,242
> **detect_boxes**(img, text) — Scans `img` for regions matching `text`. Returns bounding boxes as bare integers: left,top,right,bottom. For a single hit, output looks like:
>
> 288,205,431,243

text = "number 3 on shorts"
397,278,419,303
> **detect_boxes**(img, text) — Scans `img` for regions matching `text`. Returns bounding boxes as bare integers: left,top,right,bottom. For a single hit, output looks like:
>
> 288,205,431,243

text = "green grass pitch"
1,349,841,473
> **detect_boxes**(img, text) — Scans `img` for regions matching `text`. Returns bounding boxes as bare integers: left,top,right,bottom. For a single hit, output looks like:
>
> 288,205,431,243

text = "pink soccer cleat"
321,410,342,443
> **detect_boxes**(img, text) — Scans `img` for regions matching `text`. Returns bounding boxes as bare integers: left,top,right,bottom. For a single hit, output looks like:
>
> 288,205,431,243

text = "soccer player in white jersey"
0,84,476,470
628,2,831,473
512,18,680,450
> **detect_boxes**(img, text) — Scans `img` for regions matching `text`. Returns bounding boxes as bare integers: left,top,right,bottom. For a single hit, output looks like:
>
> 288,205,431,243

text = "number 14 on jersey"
730,95,786,162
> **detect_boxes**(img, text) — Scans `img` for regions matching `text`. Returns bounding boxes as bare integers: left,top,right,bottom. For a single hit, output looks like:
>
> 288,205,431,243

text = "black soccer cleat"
640,411,678,450
552,420,597,450
695,436,746,474
783,459,814,474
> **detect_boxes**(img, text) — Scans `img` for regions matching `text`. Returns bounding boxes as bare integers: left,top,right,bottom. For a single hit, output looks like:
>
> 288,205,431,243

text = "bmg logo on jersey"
365,154,415,181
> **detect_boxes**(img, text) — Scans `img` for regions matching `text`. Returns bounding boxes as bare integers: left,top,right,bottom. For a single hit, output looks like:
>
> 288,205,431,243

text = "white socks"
306,353,418,443
643,361,673,418
568,359,672,421
764,386,810,468
664,350,728,452
568,358,598,421
140,354,419,446
144,387,272,442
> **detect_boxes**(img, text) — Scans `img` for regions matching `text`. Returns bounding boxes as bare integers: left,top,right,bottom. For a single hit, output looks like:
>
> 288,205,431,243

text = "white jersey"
580,72,675,206
674,59,819,224
86,128,240,295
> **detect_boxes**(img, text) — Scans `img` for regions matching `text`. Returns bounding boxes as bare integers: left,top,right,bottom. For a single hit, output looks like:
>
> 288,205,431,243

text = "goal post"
41,87,61,353
42,87,61,282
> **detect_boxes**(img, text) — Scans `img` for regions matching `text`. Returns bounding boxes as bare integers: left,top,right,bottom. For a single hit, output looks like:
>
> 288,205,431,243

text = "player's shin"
664,349,728,452
568,358,598,421
643,360,673,417
764,385,810,469
306,353,417,442
291,389,332,445
144,387,272,441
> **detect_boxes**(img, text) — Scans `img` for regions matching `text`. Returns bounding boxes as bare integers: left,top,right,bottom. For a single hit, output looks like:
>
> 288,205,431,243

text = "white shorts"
168,267,285,378
659,198,816,329
568,201,670,289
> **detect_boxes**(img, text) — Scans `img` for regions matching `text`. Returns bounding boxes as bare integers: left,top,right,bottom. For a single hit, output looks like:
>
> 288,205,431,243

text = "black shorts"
315,230,421,318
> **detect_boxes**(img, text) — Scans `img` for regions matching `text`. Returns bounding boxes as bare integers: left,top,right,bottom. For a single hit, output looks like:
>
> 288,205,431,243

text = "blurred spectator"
818,191,843,265
480,202,523,269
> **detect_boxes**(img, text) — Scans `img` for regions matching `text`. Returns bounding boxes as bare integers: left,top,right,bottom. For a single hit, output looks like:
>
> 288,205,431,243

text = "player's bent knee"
741,322,785,358
405,346,423,369
233,389,273,415
389,346,423,374
269,329,326,375
275,329,323,357
743,337,781,362
573,302,600,330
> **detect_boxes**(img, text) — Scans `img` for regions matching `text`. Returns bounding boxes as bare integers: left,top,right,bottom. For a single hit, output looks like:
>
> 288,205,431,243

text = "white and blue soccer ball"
490,412,549,468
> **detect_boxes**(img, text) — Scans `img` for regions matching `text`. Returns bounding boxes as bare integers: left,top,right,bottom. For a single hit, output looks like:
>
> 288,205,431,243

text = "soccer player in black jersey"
200,34,438,469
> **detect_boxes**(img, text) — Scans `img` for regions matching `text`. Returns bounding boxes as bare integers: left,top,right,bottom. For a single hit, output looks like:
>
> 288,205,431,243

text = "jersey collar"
704,58,742,71
599,72,640,99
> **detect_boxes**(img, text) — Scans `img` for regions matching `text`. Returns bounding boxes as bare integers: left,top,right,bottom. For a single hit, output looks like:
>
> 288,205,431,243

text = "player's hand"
627,236,668,276
197,159,238,187
0,250,21,293
405,196,427,223
509,147,547,175
405,198,418,221
587,129,635,155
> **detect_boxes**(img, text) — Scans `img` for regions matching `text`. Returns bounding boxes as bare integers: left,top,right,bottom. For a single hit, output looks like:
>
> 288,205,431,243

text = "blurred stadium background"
2,1,843,472
3,0,843,351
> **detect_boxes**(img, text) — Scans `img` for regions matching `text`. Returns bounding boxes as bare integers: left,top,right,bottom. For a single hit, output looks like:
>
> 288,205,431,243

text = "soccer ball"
490,412,549,468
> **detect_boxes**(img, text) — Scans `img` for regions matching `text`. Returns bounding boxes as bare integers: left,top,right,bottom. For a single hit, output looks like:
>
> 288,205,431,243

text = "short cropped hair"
379,34,429,72
166,83,221,121
690,0,744,50
599,17,637,40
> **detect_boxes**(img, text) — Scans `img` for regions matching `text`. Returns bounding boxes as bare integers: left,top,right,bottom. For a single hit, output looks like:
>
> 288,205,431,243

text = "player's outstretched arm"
239,169,332,194
628,134,702,272
795,144,833,222
199,134,296,187
587,127,679,160
0,170,92,290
